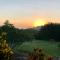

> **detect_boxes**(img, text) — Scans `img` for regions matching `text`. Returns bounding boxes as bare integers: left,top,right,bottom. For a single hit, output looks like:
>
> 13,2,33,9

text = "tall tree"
36,23,60,42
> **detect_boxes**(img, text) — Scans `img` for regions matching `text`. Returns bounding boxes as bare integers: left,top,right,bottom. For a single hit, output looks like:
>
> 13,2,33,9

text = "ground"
14,40,60,57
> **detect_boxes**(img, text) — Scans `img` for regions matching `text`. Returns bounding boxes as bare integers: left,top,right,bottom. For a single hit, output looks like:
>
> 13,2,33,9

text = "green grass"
15,40,60,57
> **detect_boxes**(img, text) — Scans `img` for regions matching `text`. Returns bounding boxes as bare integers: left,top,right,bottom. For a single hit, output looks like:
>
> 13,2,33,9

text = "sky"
0,0,60,28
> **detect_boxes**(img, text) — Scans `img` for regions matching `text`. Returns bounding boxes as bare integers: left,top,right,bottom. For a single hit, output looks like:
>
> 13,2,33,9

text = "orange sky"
0,17,60,28
11,20,33,28
0,19,34,28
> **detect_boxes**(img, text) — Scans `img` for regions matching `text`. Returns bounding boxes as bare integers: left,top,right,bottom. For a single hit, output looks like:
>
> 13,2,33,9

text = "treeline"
0,20,60,46
0,20,36,45
35,23,60,42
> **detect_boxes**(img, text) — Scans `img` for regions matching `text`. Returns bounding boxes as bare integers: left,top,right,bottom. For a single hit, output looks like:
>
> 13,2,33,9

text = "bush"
0,40,14,60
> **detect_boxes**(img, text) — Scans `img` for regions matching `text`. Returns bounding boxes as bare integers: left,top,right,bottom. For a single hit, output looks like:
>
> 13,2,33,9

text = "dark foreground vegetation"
0,20,60,44
35,23,60,42
0,20,60,60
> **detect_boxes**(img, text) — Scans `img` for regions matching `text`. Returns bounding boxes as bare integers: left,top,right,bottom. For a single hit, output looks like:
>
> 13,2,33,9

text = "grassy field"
15,40,60,57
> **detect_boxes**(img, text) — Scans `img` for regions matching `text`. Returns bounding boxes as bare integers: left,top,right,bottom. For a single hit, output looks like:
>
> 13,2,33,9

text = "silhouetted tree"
0,20,36,48
36,23,60,42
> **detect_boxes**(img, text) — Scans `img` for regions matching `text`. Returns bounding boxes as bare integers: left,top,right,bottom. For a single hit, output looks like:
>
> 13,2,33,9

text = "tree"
0,20,36,48
4,20,14,28
36,23,60,42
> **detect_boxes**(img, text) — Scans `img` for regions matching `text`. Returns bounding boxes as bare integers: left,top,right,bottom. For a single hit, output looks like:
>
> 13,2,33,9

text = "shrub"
0,40,13,60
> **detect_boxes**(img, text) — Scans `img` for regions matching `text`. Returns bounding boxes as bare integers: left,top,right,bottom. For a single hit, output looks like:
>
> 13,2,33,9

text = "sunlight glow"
33,19,48,27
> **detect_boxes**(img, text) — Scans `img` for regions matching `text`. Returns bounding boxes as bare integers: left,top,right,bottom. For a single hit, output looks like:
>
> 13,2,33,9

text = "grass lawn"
14,40,60,57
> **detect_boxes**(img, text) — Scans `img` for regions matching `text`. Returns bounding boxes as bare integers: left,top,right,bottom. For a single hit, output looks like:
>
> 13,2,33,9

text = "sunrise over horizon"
0,0,60,28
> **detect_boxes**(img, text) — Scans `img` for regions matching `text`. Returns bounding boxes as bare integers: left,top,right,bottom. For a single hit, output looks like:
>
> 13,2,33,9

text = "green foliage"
0,32,13,60
0,20,36,46
28,48,45,60
28,48,54,60
57,43,60,48
15,40,60,57
36,23,60,42
0,40,13,60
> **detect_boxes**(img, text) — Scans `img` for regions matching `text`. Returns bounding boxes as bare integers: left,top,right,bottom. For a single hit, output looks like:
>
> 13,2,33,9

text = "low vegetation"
15,40,60,57
27,48,54,60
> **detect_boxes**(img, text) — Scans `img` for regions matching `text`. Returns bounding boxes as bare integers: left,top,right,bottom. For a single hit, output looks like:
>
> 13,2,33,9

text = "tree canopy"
0,20,36,46
36,23,60,42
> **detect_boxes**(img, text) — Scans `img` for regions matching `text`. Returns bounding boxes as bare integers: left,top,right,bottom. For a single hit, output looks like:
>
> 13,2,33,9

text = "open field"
15,40,60,57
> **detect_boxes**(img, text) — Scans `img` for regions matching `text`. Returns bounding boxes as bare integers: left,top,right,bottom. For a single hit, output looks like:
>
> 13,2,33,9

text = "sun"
33,19,47,27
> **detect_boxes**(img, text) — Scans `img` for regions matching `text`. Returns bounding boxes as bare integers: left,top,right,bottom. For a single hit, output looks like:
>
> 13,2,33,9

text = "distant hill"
33,26,42,31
